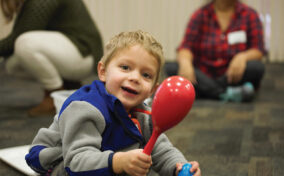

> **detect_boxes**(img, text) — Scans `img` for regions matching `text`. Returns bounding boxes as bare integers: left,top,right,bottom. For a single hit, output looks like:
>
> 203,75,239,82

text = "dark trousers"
164,60,265,99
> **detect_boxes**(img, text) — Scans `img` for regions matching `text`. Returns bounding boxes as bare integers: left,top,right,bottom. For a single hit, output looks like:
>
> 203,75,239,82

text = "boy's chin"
123,102,139,112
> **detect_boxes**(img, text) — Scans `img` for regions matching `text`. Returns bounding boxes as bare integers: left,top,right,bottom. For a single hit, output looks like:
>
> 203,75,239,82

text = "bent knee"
14,32,43,56
245,61,265,81
247,60,265,73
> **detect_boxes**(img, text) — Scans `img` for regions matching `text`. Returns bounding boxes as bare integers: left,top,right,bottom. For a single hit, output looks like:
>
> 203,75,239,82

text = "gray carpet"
0,62,283,176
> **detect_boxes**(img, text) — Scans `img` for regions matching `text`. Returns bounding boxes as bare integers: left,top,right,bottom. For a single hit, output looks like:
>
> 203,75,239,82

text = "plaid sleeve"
177,9,203,52
247,9,266,54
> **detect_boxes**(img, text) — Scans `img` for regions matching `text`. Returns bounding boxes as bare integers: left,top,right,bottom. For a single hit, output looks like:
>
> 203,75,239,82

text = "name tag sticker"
227,30,247,45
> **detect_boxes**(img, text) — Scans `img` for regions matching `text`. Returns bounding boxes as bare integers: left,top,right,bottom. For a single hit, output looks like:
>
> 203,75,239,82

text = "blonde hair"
100,30,165,83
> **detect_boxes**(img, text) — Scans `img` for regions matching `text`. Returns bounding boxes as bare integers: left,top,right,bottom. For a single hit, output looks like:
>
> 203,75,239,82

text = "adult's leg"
13,31,93,116
239,60,265,89
194,69,226,99
5,54,33,78
164,62,179,76
215,60,265,102
6,55,79,88
216,60,265,88
164,62,225,99
14,31,94,91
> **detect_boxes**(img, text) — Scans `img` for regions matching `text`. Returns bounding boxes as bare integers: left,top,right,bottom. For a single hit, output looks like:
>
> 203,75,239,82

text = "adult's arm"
227,8,265,83
177,9,203,84
177,49,196,84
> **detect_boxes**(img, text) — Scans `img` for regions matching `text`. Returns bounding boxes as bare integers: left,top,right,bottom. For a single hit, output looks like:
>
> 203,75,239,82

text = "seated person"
165,0,265,102
25,30,201,176
0,0,103,116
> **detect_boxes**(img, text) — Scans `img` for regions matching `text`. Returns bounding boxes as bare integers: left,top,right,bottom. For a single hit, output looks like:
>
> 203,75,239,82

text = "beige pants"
6,31,94,90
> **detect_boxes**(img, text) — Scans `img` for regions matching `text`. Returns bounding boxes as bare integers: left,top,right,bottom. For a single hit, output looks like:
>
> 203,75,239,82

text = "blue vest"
59,80,145,151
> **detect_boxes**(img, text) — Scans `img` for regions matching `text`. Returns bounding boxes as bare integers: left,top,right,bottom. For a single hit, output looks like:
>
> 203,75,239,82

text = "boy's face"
98,44,159,112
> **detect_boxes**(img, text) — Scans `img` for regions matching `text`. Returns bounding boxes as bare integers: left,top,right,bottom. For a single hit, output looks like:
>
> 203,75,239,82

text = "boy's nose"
129,70,140,83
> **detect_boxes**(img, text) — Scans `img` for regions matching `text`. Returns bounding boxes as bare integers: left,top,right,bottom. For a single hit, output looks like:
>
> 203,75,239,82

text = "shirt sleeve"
246,9,266,54
0,0,59,56
25,115,63,174
58,101,115,176
26,100,116,175
151,134,188,176
177,9,204,52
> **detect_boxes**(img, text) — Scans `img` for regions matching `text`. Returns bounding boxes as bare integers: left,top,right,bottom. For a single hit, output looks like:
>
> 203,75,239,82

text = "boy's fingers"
176,163,183,170
194,167,201,176
189,161,200,171
139,154,152,163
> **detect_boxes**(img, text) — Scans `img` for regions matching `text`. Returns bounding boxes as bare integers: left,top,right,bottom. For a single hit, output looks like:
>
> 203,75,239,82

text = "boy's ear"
97,61,106,82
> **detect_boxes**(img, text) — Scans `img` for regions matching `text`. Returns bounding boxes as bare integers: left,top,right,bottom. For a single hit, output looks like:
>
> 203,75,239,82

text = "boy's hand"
175,161,201,176
113,149,152,176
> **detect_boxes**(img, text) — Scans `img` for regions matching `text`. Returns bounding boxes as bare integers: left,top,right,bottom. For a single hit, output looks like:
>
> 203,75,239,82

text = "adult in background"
0,0,103,116
165,0,265,102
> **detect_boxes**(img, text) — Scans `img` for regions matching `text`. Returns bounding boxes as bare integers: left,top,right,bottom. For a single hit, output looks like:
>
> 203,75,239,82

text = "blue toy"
178,163,194,176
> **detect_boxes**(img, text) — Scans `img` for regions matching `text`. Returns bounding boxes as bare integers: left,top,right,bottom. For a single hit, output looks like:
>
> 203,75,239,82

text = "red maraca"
143,76,195,155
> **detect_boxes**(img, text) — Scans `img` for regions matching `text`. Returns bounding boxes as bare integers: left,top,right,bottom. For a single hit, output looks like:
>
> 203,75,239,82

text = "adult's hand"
178,61,196,84
226,53,247,84
177,49,197,84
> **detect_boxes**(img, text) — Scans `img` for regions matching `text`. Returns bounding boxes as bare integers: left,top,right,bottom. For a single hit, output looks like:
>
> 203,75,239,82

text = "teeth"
122,87,138,94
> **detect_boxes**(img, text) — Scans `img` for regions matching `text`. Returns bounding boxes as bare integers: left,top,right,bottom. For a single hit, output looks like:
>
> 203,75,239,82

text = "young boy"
25,30,201,176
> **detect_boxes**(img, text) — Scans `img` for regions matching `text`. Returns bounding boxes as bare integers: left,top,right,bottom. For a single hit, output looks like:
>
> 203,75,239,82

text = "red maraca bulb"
151,76,195,133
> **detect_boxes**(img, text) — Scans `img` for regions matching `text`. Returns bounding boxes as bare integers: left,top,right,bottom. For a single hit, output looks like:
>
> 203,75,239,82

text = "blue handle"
178,163,194,176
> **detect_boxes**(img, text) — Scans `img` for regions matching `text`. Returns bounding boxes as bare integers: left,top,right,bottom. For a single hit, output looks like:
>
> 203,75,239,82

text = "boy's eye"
142,73,152,79
120,65,129,70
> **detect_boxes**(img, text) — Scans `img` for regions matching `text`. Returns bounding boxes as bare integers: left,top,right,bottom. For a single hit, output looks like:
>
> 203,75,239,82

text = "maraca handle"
143,130,159,155
178,163,194,176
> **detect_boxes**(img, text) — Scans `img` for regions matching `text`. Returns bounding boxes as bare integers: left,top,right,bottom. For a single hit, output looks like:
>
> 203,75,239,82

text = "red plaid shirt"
178,1,265,78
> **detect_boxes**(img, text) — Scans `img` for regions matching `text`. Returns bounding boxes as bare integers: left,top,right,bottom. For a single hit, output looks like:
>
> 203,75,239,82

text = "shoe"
219,82,255,102
241,82,255,102
28,90,56,117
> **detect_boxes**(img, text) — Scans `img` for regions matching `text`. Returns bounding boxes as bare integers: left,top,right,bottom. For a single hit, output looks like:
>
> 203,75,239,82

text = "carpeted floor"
0,62,283,176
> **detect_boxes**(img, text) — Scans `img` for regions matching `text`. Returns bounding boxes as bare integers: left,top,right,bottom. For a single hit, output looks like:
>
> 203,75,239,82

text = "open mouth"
121,86,138,95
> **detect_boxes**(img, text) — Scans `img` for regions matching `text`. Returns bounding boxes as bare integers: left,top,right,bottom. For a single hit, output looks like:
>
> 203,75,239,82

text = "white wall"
243,0,284,62
83,0,203,61
1,0,284,62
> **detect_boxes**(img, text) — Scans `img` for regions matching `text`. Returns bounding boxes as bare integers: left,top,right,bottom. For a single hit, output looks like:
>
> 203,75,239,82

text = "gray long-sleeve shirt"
26,81,188,175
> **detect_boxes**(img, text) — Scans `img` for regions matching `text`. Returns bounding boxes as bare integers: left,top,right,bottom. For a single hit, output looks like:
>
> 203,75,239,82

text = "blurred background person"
165,0,265,102
0,0,103,116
